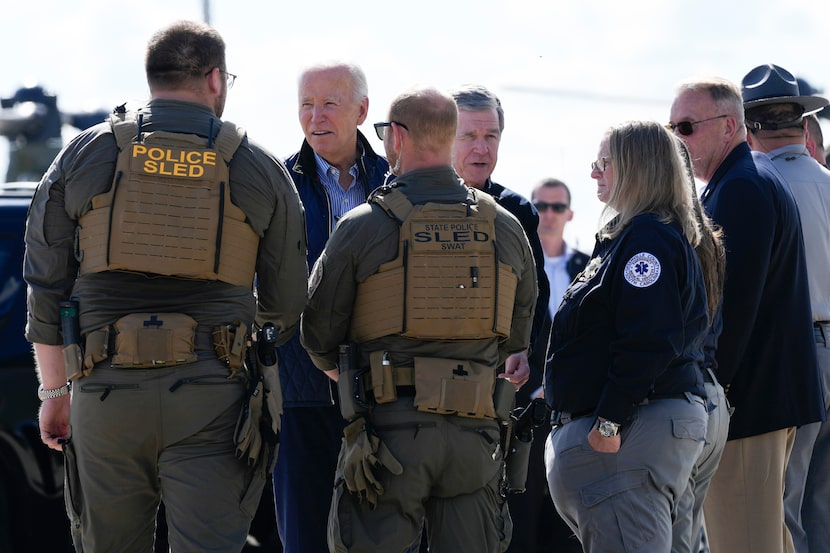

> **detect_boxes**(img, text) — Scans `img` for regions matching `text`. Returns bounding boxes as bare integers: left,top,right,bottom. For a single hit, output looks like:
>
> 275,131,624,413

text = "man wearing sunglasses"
740,64,830,553
670,77,822,553
531,179,590,320
518,177,590,553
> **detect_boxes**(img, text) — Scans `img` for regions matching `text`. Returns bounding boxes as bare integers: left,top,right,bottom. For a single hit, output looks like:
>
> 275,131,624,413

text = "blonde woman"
544,120,709,553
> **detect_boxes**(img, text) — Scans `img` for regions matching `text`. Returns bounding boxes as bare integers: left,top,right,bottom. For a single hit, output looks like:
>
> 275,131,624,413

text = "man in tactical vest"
301,86,538,553
24,21,308,553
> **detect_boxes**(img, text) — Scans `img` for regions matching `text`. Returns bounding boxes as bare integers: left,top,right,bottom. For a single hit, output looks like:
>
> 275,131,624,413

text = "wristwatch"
596,419,621,438
37,383,71,401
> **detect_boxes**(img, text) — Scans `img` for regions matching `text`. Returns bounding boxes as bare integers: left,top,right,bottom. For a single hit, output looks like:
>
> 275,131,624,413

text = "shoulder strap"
108,111,139,149
108,112,245,162
371,184,498,225
469,187,498,220
214,120,246,162
369,186,414,224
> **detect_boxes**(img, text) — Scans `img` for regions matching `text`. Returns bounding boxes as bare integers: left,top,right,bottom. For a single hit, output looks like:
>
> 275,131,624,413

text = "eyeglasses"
374,121,409,140
666,114,727,136
591,157,610,173
533,201,569,213
204,67,237,90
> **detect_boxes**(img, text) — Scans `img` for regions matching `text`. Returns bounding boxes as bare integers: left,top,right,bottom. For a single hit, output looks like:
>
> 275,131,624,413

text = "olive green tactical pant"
63,360,264,553
328,397,512,553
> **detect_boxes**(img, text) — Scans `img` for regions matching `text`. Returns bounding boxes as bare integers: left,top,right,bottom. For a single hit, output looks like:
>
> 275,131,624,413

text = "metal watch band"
37,383,70,401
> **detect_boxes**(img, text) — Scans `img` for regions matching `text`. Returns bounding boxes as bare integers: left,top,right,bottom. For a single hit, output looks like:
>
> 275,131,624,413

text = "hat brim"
744,95,829,116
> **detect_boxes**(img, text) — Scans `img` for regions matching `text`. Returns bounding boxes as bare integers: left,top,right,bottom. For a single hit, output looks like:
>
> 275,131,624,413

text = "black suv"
0,181,38,427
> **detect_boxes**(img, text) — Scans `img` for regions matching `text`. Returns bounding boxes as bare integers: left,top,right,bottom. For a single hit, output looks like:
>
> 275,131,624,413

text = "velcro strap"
392,366,414,386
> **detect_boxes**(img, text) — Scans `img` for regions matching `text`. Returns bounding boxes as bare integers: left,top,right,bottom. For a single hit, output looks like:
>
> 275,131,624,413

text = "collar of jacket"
291,128,382,181
480,177,503,198
701,142,752,203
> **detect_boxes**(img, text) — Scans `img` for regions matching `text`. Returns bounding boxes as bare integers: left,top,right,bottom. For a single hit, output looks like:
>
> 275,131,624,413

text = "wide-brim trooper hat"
741,64,829,116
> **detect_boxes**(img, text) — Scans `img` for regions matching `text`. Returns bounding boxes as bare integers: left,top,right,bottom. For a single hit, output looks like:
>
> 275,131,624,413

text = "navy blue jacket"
524,249,589,403
278,130,389,406
701,142,824,439
545,214,708,425
481,179,550,358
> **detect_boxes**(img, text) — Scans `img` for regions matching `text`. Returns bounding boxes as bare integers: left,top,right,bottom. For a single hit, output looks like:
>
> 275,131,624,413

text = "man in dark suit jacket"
450,85,549,390
451,85,566,553
527,177,589,553
670,76,824,553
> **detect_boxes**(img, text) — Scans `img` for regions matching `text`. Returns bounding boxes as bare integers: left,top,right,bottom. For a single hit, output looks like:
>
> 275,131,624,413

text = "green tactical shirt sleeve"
239,139,309,343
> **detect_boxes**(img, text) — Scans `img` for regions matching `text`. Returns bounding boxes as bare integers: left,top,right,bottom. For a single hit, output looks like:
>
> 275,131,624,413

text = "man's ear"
205,68,222,95
356,97,369,126
393,123,405,150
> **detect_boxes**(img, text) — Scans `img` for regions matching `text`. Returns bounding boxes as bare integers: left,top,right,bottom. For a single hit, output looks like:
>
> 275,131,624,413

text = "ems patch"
623,252,661,288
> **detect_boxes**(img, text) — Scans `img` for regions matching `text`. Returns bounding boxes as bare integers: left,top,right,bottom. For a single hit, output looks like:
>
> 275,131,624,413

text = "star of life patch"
623,252,661,288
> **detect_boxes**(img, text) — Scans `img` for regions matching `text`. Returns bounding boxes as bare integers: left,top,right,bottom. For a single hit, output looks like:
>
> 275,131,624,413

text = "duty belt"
815,321,829,347
357,364,417,399
552,390,706,428
375,365,416,397
550,409,593,428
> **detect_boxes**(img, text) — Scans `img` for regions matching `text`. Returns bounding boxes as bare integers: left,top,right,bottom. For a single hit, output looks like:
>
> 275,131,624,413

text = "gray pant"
64,360,264,553
328,397,512,553
546,396,707,553
785,334,830,553
672,373,729,553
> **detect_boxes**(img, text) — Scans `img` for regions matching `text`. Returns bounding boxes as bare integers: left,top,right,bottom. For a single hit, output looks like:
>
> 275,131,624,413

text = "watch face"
597,420,620,437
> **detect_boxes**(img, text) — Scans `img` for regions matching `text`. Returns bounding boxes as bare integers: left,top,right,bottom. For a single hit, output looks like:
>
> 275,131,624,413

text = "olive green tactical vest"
77,112,259,288
350,186,517,342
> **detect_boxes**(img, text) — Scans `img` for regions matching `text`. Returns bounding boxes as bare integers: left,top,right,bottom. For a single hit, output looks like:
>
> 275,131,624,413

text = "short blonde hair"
389,87,457,153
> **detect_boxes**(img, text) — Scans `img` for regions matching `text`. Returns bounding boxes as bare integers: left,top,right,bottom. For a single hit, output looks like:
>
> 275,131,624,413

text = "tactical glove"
261,363,282,436
234,378,264,465
341,416,403,507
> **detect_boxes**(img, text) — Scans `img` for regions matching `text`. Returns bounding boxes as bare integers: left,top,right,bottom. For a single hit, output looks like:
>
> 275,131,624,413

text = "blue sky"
3,0,827,249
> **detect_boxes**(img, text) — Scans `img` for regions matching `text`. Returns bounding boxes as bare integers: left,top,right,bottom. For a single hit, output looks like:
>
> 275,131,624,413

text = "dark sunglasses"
373,121,409,140
666,114,728,136
533,201,569,214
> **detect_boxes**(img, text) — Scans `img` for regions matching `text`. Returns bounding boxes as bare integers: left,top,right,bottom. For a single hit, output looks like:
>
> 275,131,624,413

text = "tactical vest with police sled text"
77,112,259,288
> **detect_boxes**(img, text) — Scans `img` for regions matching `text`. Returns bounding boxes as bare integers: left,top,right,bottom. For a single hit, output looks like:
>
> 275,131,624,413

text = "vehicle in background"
0,181,38,428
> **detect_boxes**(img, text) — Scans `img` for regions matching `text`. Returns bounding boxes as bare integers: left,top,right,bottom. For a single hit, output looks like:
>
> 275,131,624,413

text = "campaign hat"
741,64,828,116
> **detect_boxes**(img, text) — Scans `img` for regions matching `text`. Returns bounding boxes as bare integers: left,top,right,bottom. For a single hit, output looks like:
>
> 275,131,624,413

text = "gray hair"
299,61,368,103
451,84,504,132
675,77,745,127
